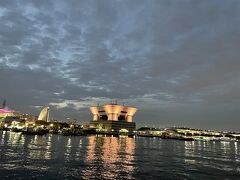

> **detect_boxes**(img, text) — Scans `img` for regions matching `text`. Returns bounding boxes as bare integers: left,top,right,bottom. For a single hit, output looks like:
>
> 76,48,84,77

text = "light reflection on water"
82,135,135,179
0,131,240,179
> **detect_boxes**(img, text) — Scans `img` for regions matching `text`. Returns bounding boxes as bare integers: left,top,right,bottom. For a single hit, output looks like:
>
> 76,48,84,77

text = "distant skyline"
0,0,240,131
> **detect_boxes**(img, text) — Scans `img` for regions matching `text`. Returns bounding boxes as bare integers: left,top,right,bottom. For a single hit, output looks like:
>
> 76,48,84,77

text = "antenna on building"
110,100,115,105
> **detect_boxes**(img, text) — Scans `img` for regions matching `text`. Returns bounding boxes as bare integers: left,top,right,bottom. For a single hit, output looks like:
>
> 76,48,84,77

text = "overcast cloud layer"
0,0,240,131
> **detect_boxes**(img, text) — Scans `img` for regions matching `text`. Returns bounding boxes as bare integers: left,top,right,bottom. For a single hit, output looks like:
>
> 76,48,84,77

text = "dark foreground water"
0,131,240,180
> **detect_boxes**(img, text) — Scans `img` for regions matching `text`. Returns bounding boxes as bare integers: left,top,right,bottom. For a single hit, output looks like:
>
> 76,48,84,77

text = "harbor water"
0,131,240,179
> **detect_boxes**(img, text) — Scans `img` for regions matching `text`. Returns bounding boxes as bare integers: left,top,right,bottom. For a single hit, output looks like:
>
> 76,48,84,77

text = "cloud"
0,0,240,131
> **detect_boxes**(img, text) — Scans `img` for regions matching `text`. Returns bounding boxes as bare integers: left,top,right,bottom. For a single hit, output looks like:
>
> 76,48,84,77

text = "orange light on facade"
90,107,99,121
126,108,137,122
103,105,123,121
90,104,137,122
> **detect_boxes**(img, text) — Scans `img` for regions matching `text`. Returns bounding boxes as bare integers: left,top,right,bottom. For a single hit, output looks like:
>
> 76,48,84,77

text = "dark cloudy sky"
0,0,240,131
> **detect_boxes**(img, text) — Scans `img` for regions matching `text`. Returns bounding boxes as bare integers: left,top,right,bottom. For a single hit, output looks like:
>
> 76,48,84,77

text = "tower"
2,100,6,109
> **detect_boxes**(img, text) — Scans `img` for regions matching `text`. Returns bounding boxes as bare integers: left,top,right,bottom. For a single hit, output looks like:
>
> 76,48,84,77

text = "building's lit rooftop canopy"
90,104,137,122
0,108,18,119
0,108,15,114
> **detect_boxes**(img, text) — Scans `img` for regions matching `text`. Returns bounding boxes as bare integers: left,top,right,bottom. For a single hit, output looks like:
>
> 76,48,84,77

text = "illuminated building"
0,100,22,121
0,108,21,120
38,106,50,122
89,103,137,132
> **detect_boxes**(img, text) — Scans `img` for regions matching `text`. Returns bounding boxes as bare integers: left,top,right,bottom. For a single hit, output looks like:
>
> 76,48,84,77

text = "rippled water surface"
0,131,240,179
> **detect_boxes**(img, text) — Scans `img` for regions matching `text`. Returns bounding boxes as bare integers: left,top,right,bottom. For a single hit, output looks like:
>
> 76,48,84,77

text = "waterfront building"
0,108,22,129
0,108,21,120
137,127,165,137
89,103,137,133
0,100,22,121
38,106,50,122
